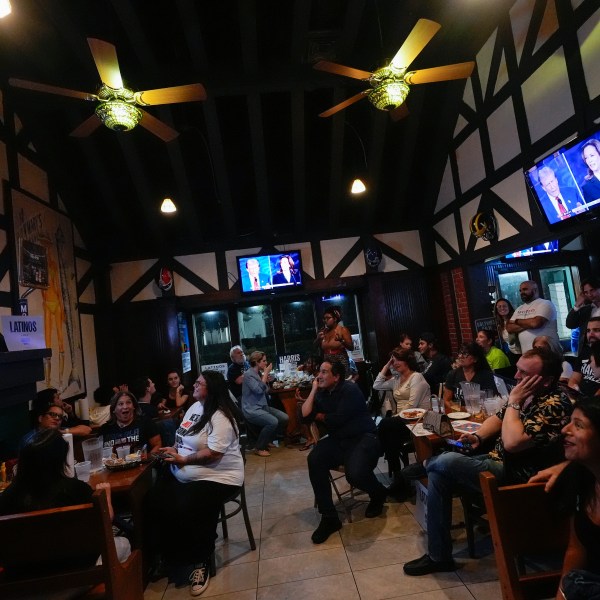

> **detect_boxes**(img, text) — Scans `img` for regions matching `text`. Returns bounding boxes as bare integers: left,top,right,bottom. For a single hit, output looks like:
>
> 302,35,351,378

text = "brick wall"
439,266,474,355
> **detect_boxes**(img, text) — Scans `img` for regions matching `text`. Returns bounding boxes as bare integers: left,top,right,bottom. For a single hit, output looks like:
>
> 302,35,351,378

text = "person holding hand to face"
241,351,288,457
403,347,572,577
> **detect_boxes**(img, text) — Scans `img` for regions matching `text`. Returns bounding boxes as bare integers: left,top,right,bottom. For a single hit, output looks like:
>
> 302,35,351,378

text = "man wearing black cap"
418,332,452,395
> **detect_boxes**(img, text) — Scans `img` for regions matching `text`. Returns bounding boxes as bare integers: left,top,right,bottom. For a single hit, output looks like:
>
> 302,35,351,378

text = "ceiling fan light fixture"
368,81,409,111
161,198,177,213
95,99,142,132
0,0,11,18
351,178,367,194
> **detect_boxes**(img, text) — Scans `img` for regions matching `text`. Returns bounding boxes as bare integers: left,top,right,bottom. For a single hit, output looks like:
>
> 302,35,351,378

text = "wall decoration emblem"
10,188,84,399
469,211,498,242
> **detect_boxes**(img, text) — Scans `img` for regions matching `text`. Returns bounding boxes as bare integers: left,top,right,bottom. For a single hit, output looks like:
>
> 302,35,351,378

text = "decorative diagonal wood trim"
328,237,363,279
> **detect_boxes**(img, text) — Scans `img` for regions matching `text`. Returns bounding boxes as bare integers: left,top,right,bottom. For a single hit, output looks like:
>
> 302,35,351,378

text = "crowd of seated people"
6,274,600,599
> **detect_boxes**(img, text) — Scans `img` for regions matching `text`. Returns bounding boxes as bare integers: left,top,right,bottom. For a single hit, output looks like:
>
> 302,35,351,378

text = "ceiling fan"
9,38,207,142
314,19,474,121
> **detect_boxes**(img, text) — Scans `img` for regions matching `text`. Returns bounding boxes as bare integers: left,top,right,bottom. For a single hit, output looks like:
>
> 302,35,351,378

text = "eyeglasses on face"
44,412,64,420
194,380,207,387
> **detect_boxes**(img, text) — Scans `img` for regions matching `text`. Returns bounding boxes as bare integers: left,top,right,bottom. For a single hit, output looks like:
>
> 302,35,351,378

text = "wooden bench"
479,471,570,600
0,488,143,600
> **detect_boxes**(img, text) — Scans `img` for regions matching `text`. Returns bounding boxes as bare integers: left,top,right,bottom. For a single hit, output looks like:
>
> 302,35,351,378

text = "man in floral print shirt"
404,346,573,576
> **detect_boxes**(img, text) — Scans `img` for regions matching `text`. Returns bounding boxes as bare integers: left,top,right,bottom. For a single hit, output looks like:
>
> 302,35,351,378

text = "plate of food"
447,411,471,420
399,408,427,421
104,457,141,471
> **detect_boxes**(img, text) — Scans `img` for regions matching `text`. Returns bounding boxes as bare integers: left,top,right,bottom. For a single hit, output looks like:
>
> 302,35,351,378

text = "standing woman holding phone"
314,306,353,374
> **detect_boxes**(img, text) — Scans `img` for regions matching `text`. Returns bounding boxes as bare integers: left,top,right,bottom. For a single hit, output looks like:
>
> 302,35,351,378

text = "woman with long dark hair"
495,298,521,362
99,390,162,455
443,342,497,414
0,429,130,563
148,370,244,596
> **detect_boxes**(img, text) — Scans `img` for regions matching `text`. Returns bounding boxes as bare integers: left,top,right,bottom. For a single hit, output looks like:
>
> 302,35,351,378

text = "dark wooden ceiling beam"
326,0,366,228
116,134,165,251
239,0,271,237
290,0,311,232
108,0,203,239
177,0,236,239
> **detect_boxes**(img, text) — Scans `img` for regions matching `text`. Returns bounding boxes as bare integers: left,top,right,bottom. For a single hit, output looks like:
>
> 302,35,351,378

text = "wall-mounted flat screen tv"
505,240,559,259
524,126,600,227
236,250,303,294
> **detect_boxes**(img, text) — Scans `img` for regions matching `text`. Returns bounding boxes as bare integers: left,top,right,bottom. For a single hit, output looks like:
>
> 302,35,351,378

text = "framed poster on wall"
9,188,85,400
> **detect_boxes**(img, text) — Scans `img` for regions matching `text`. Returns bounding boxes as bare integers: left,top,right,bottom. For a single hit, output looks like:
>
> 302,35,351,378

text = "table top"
89,459,153,493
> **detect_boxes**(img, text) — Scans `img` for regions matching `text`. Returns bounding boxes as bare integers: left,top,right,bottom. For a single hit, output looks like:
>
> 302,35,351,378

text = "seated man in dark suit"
301,361,387,544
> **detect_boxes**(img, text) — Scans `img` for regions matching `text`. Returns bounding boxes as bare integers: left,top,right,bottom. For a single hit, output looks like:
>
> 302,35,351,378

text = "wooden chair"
310,422,368,523
479,471,570,600
0,488,143,600
209,443,257,577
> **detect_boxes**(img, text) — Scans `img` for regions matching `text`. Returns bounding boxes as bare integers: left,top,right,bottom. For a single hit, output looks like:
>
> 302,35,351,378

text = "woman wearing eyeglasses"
443,342,497,414
32,387,92,437
147,370,243,596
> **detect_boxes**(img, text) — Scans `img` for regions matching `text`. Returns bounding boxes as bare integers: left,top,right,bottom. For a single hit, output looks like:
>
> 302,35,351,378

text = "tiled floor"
144,446,502,599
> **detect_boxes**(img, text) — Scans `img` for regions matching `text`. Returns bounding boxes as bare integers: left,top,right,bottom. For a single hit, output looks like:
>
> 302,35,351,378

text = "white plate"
399,408,426,420
447,411,471,420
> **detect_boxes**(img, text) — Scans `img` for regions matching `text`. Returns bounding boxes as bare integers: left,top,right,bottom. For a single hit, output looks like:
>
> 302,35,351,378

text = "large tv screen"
524,127,600,227
236,250,303,294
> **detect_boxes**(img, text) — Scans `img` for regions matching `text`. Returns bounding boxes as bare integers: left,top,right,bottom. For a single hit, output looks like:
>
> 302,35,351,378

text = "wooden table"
269,387,303,439
89,460,153,550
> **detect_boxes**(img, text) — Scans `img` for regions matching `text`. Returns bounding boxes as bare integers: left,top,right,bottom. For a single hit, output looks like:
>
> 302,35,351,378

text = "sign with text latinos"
201,363,228,379
1,316,46,350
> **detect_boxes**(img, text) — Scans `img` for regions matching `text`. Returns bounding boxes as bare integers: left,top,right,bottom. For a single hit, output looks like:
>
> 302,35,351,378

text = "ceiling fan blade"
314,60,372,81
70,115,102,138
136,83,207,106
405,61,475,84
87,38,123,89
389,103,409,122
138,109,179,142
9,78,95,101
390,19,441,70
318,92,367,118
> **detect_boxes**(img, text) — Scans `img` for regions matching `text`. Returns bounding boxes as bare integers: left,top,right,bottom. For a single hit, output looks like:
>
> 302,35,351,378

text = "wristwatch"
507,402,521,411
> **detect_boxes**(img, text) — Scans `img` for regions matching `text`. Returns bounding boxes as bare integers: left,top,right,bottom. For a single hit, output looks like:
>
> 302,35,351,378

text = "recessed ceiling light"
0,0,12,18
161,198,177,213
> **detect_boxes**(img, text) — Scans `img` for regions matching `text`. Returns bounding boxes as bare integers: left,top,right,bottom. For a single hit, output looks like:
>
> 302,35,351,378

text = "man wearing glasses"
19,405,73,450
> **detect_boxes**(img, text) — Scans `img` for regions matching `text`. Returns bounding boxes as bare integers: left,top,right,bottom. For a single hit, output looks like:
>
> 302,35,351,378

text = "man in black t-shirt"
569,316,600,396
418,332,452,394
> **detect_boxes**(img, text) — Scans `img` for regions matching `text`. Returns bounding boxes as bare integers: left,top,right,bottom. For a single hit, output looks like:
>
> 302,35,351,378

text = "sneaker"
189,563,210,596
311,516,342,544
403,553,457,576
255,449,271,457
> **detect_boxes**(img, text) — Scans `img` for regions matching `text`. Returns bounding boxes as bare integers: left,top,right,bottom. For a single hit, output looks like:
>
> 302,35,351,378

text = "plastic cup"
102,446,113,460
74,461,91,482
82,437,104,472
116,446,130,460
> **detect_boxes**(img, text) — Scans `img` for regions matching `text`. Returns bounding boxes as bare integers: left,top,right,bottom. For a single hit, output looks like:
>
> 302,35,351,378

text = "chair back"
479,471,570,600
0,488,143,600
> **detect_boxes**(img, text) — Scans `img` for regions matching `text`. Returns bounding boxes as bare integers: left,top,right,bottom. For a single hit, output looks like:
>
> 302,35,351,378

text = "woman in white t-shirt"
148,370,243,596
